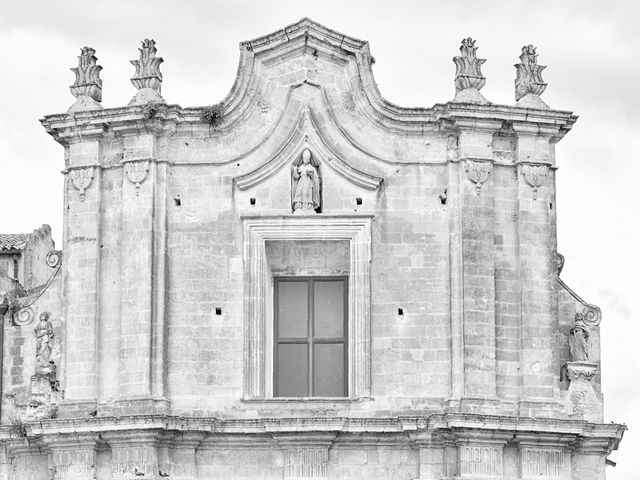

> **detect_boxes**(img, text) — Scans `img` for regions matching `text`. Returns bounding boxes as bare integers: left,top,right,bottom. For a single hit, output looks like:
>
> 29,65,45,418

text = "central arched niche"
233,108,384,215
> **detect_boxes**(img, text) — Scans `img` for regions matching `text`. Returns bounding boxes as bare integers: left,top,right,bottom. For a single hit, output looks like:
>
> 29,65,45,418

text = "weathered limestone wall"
1,17,620,480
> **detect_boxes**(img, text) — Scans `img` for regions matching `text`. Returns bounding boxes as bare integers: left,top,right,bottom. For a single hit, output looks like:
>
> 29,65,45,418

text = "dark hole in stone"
356,197,362,206
237,163,240,167
215,307,222,315
398,307,404,316
250,198,256,206
185,142,189,146
174,196,182,207
549,202,553,210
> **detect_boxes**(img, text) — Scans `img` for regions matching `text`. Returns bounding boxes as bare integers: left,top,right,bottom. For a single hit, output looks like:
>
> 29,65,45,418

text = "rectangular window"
274,277,348,397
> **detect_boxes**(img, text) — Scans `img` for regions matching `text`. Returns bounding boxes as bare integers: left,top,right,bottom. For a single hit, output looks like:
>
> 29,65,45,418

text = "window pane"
276,344,308,397
313,281,344,338
277,281,308,338
313,343,345,397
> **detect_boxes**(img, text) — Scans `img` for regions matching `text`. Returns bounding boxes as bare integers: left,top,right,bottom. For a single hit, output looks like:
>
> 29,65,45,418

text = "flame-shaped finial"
453,37,486,94
515,44,547,102
129,39,164,105
68,46,103,112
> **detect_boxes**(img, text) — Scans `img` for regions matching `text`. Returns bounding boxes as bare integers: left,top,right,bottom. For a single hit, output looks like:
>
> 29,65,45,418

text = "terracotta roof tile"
0,233,29,251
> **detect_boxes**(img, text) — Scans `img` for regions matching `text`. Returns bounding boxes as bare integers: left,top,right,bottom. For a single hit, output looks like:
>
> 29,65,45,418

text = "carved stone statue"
569,312,590,362
514,44,547,101
34,312,54,368
291,148,320,214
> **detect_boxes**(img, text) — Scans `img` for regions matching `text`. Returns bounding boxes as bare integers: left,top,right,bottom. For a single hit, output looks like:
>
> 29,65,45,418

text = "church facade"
0,18,624,479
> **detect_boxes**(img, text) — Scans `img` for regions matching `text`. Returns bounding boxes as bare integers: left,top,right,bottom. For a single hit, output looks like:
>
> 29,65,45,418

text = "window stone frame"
242,215,372,400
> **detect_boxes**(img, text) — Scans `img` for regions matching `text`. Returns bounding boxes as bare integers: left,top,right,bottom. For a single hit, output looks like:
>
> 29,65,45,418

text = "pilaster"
453,118,503,399
513,122,558,401
62,139,101,405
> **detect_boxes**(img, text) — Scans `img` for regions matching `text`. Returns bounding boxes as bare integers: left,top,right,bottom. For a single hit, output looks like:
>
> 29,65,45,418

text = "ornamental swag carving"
68,166,94,201
521,163,549,200
124,160,150,196
464,160,492,195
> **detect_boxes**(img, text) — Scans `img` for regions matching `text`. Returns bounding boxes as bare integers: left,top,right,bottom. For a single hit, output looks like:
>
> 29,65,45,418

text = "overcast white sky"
1,0,638,476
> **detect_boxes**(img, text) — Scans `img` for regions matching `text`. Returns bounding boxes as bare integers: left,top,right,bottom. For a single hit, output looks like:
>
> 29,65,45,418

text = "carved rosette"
515,44,547,101
68,166,94,201
464,160,492,195
453,37,486,93
70,47,103,102
124,160,150,196
521,163,549,200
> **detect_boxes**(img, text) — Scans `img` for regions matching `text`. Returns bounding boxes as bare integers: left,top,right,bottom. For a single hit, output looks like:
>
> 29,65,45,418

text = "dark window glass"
274,277,347,397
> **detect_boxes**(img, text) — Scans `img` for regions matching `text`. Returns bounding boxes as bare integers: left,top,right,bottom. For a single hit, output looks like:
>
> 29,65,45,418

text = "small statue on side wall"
291,148,321,214
34,312,54,369
569,312,590,362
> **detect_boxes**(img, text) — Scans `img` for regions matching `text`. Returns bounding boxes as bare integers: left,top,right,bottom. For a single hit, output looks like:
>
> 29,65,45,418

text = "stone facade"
0,18,624,480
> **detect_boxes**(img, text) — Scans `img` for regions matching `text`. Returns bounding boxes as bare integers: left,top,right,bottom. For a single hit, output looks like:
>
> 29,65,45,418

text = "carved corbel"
124,160,150,196
68,166,94,201
464,159,492,195
521,163,549,200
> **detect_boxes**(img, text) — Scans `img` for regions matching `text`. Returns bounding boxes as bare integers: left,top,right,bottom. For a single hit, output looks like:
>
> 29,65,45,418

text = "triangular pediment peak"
240,18,368,57
233,107,383,192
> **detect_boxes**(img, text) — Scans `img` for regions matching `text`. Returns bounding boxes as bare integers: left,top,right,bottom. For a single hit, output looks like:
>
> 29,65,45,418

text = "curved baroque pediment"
233,105,383,191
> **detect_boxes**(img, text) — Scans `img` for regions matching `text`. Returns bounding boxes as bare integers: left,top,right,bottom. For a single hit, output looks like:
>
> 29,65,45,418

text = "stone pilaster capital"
511,121,559,139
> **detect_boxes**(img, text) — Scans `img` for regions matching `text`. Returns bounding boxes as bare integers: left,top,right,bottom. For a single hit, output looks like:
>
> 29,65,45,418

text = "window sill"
242,397,371,403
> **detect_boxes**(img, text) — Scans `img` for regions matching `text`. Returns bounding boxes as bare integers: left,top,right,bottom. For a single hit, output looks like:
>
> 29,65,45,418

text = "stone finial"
453,38,487,102
515,45,548,108
129,39,164,105
68,47,103,113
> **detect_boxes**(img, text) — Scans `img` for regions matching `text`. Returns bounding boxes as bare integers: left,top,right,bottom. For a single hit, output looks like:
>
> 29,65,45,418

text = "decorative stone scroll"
130,39,164,105
69,46,103,113
453,38,486,97
521,163,549,200
13,306,34,327
124,160,150,196
459,445,503,477
46,250,62,269
515,45,547,101
521,448,564,479
464,160,492,195
68,166,94,201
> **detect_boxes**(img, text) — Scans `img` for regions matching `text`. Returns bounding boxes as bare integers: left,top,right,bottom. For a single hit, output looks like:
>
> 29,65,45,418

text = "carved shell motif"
464,160,492,195
521,164,549,200
124,161,150,196
68,167,94,201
